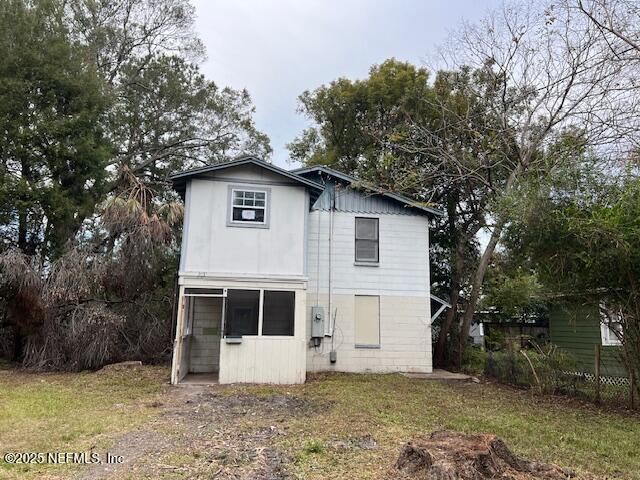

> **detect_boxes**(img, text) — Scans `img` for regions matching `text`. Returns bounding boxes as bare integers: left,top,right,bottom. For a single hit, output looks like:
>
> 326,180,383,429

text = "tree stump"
394,431,581,479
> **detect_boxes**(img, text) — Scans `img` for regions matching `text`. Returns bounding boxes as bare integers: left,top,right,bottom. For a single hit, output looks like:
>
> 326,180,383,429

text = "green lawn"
0,365,638,479
0,364,167,479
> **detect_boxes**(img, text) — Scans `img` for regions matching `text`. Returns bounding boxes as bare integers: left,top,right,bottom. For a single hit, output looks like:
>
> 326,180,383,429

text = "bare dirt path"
75,384,320,480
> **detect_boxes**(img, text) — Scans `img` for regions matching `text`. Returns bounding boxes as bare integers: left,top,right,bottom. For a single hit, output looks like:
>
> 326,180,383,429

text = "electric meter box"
311,306,325,338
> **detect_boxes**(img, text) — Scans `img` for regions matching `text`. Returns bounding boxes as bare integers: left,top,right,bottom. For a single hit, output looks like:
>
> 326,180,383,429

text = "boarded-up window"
355,217,379,263
354,295,380,347
225,289,259,336
262,291,295,336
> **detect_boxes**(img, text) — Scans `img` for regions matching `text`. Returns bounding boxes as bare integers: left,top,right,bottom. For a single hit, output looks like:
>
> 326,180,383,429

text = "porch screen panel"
225,289,259,336
262,290,295,336
354,295,380,347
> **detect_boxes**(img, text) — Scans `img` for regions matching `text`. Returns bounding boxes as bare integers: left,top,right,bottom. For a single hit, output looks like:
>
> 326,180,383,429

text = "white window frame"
354,217,379,265
599,305,623,346
227,186,271,228
600,321,623,346
183,288,227,337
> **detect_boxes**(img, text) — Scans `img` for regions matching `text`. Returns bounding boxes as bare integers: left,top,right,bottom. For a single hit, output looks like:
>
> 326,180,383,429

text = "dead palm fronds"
0,168,181,370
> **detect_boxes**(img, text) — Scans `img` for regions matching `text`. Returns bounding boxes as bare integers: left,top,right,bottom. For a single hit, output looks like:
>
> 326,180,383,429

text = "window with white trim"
601,321,623,346
230,188,267,224
355,217,379,263
600,305,623,346
600,322,622,346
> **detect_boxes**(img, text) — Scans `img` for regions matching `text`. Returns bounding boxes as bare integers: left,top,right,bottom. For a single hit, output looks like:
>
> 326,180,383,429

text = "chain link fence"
477,346,637,410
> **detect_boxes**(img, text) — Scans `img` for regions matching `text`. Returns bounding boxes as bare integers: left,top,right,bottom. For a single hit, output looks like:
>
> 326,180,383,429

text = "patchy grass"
0,366,639,479
302,439,326,455
0,365,167,479
271,373,640,479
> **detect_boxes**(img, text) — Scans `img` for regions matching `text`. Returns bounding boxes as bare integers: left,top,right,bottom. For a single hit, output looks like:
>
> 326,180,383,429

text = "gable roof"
170,155,323,198
171,158,444,217
292,165,444,217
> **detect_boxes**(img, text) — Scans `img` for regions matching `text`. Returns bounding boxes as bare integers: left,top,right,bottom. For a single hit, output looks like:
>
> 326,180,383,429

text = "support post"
631,373,636,410
170,290,186,385
594,344,601,404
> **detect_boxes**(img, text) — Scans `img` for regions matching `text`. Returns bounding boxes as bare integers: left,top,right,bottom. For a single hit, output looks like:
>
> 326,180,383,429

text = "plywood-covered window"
354,295,380,348
224,289,259,336
262,291,295,336
355,217,379,263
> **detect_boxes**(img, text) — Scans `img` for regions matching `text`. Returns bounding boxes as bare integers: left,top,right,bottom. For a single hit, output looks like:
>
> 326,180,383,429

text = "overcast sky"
191,0,502,168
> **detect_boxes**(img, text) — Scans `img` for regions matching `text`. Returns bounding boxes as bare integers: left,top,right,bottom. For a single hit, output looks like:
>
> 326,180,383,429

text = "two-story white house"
170,156,444,384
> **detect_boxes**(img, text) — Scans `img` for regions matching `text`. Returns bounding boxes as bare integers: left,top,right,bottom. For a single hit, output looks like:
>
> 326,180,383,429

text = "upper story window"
355,217,379,264
227,186,270,228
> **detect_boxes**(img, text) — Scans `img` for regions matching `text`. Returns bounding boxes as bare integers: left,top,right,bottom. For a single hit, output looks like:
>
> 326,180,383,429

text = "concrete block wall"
188,297,222,373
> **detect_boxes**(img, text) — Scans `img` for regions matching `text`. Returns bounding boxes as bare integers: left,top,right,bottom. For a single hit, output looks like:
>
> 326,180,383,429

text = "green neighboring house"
549,303,627,378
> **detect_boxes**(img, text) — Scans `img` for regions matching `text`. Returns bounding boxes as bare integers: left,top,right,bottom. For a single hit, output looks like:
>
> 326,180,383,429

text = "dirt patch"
163,388,301,479
76,430,166,480
181,391,329,416
75,385,325,479
394,430,588,479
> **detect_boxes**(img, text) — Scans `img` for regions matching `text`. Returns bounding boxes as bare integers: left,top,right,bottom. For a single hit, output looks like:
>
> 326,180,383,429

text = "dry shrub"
23,303,124,371
0,249,122,370
0,169,182,371
0,246,176,371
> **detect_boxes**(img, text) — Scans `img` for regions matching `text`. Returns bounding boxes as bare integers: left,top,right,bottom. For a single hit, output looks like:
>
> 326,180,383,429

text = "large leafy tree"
0,0,112,258
505,152,640,396
288,60,509,364
0,0,271,366
424,1,638,356
291,1,640,365
289,59,435,177
1,0,271,261
110,55,270,192
67,0,271,190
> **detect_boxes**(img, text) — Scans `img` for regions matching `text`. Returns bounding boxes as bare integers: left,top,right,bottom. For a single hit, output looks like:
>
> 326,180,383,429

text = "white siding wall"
172,164,309,385
219,286,307,384
306,210,432,373
307,211,430,295
182,170,307,278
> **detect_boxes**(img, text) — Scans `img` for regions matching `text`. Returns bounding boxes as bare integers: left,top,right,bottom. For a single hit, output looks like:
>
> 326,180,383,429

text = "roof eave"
293,165,444,217
170,156,323,194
